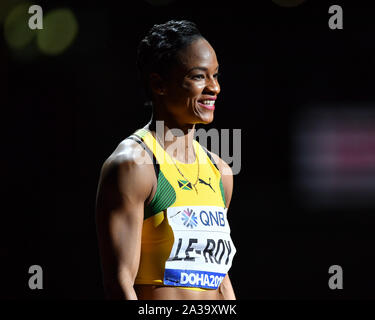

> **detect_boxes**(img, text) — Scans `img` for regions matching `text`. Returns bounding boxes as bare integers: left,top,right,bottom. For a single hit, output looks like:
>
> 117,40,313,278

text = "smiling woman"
95,20,236,300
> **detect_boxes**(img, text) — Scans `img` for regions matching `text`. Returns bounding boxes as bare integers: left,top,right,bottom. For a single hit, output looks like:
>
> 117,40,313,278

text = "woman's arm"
95,141,155,300
210,152,236,299
220,274,236,300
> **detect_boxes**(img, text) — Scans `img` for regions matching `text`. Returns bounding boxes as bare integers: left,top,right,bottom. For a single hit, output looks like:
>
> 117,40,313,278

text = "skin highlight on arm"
95,140,156,300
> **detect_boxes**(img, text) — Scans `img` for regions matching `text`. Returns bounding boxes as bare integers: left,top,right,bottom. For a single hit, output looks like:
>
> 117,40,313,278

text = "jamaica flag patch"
178,180,192,190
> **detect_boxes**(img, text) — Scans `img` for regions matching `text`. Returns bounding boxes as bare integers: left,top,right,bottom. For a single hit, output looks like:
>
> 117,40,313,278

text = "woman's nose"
206,77,220,95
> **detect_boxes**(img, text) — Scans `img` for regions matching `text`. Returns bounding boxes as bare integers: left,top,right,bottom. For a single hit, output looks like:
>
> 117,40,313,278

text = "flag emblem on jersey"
181,208,198,228
178,179,192,190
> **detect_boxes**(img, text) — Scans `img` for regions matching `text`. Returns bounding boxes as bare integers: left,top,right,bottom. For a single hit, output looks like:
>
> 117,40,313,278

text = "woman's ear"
149,73,165,96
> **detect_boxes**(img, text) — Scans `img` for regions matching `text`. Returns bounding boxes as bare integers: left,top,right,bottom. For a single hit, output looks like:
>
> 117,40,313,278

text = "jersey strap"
193,142,227,207
131,129,176,219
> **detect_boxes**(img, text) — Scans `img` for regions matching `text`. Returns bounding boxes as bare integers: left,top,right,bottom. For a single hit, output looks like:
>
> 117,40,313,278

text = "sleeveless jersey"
130,128,236,290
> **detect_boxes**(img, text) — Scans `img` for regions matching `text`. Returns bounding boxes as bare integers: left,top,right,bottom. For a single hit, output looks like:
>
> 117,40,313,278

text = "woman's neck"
146,116,196,164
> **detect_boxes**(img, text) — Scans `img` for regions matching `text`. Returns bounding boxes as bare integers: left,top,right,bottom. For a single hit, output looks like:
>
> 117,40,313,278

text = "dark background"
1,0,375,299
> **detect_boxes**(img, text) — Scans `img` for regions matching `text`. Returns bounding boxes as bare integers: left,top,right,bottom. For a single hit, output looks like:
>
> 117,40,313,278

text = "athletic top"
130,128,236,290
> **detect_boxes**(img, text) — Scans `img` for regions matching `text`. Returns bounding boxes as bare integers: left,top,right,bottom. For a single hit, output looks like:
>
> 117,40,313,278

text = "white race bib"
163,206,236,289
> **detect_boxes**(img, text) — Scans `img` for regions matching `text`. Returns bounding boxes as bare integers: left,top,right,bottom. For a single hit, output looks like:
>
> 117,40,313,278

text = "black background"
2,0,375,299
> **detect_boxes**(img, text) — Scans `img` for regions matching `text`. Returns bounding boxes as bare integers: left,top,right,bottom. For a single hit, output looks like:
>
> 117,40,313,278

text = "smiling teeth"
201,100,215,106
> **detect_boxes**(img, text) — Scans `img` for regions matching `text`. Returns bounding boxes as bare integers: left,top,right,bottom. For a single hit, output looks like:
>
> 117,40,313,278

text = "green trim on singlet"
131,127,176,219
219,178,226,207
145,170,176,220
134,128,149,139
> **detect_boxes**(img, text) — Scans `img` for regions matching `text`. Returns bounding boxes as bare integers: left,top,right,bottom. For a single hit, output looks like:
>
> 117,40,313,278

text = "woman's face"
158,37,220,125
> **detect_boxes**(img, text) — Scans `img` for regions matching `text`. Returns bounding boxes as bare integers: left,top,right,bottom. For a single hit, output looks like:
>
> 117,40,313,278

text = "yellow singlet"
130,128,236,291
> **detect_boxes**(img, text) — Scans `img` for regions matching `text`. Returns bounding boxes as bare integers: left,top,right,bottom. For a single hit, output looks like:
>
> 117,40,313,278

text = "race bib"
163,206,236,289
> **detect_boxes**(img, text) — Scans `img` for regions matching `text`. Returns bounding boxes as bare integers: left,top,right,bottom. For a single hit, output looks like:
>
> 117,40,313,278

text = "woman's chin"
197,114,214,125
191,108,214,124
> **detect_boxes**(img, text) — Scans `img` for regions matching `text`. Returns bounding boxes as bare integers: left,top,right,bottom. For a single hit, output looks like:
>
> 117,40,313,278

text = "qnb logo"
199,210,226,227
181,209,198,228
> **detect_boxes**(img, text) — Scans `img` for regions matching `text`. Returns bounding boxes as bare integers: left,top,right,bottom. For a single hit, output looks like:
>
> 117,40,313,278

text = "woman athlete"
95,20,236,300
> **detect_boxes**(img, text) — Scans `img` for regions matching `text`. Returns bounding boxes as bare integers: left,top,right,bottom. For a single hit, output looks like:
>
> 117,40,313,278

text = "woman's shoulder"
97,137,156,207
202,148,233,177
100,137,155,180
205,149,234,207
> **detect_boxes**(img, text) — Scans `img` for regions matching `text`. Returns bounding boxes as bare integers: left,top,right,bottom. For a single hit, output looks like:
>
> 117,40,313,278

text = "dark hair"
136,20,203,99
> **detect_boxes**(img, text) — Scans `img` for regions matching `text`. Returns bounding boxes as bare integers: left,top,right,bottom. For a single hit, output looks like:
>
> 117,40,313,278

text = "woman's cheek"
184,79,205,91
195,81,206,91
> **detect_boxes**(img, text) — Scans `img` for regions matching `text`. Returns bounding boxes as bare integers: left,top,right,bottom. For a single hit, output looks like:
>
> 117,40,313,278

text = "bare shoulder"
98,138,156,202
207,150,233,178
101,138,153,175
206,150,234,207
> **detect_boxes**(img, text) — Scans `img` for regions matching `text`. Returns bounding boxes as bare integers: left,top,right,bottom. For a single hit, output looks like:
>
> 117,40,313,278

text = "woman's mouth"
198,99,215,110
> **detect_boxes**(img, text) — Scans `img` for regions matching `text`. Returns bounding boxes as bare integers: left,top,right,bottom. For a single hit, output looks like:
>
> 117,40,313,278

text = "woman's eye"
192,74,205,80
191,73,220,80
